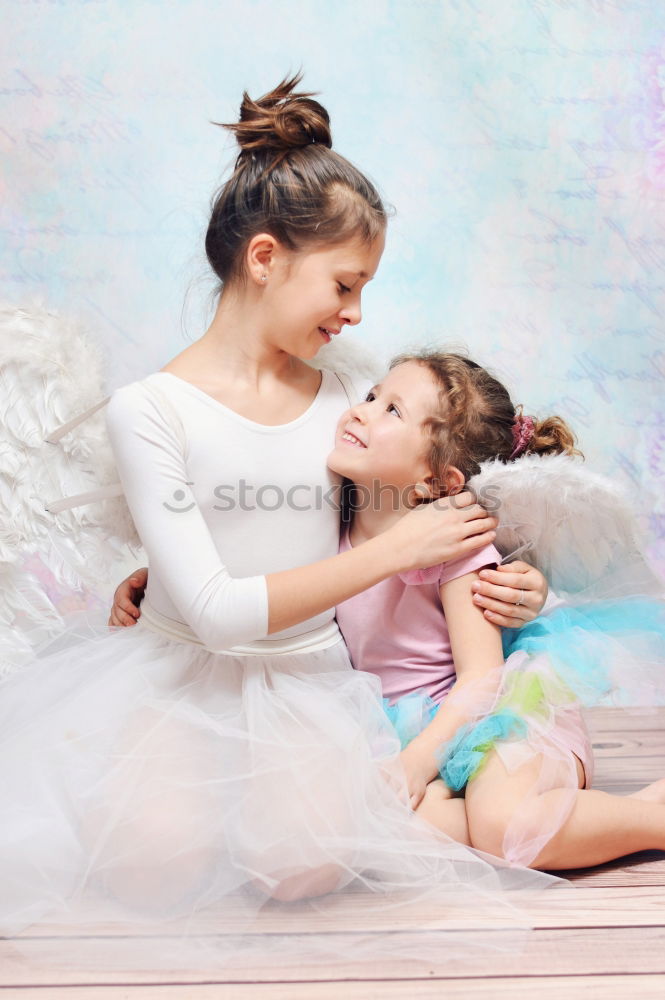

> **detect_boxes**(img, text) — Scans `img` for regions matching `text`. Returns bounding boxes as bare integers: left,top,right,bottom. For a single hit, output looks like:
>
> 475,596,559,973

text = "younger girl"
329,351,665,870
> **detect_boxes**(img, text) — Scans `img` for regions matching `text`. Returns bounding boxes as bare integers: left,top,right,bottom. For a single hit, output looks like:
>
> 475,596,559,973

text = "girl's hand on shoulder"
108,567,148,627
393,493,498,572
470,561,548,628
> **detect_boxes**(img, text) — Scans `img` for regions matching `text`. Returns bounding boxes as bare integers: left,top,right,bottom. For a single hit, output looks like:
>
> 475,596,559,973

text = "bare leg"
531,789,665,869
465,749,665,871
415,779,471,845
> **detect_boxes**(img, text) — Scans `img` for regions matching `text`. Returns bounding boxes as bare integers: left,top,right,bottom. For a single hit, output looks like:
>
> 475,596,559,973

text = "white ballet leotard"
106,369,348,651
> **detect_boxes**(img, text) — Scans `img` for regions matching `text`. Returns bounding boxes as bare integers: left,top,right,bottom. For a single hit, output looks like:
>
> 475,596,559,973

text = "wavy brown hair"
389,352,583,494
205,74,386,287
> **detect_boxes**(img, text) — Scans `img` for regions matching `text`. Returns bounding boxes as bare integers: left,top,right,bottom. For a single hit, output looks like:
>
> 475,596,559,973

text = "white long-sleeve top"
106,369,360,653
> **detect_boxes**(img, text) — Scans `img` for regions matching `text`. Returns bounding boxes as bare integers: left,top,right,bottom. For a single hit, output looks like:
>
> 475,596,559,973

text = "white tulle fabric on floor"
1,610,562,972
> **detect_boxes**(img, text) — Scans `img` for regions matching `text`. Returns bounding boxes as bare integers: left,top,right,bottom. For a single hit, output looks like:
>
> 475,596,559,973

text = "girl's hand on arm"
470,562,548,628
108,568,148,627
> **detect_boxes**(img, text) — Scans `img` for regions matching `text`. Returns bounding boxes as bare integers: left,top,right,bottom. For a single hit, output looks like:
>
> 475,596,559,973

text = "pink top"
336,531,501,705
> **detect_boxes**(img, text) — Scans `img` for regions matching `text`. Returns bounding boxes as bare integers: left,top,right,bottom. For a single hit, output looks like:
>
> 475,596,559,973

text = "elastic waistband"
140,600,342,656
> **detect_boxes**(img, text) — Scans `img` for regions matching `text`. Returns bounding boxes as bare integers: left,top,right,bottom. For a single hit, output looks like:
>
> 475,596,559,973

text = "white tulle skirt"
0,613,559,972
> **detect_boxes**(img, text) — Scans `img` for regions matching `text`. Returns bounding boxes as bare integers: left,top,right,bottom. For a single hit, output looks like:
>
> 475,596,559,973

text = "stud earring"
261,273,267,283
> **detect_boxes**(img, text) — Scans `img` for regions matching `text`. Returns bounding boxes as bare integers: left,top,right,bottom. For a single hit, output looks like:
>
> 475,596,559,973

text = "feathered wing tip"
469,453,664,599
0,304,143,675
310,333,385,382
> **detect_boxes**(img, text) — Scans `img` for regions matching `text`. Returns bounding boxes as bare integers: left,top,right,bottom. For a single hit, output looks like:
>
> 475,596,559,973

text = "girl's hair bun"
206,74,385,287
527,414,582,459
222,74,332,163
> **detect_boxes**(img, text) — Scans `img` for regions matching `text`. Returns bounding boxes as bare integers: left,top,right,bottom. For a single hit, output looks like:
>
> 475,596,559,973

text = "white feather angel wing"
311,334,384,383
469,453,663,599
0,305,141,676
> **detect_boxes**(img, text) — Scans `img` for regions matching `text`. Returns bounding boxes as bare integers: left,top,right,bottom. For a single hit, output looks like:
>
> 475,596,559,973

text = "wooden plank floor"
2,707,664,999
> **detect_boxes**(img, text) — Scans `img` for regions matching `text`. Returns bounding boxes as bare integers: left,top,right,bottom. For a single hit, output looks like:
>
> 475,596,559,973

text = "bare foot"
629,778,665,804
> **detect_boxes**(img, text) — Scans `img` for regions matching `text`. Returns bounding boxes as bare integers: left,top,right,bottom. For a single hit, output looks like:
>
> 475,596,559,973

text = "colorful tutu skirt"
386,595,665,868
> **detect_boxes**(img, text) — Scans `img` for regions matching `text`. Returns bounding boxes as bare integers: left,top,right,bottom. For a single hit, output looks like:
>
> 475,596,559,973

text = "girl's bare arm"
109,496,498,633
399,570,505,805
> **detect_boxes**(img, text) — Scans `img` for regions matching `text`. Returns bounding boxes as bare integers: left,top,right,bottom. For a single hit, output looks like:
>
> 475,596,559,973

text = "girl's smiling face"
328,361,441,499
259,233,385,360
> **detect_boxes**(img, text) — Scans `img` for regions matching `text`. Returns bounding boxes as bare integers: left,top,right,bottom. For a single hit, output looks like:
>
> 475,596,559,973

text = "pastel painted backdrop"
2,0,664,577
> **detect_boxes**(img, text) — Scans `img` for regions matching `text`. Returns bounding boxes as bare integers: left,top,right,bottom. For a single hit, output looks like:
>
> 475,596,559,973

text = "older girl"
0,78,555,965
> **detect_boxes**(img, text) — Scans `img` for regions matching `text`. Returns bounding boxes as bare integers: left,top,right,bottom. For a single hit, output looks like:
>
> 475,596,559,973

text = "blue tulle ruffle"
383,690,438,750
384,690,528,792
438,710,527,791
502,598,665,705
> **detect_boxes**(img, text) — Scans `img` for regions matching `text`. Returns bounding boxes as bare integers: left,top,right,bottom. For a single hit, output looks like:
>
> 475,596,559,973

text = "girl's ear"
443,466,466,496
411,466,465,505
246,233,279,285
425,466,465,499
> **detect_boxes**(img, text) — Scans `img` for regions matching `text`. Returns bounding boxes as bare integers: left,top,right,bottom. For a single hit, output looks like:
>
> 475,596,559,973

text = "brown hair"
389,351,583,492
205,74,386,287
